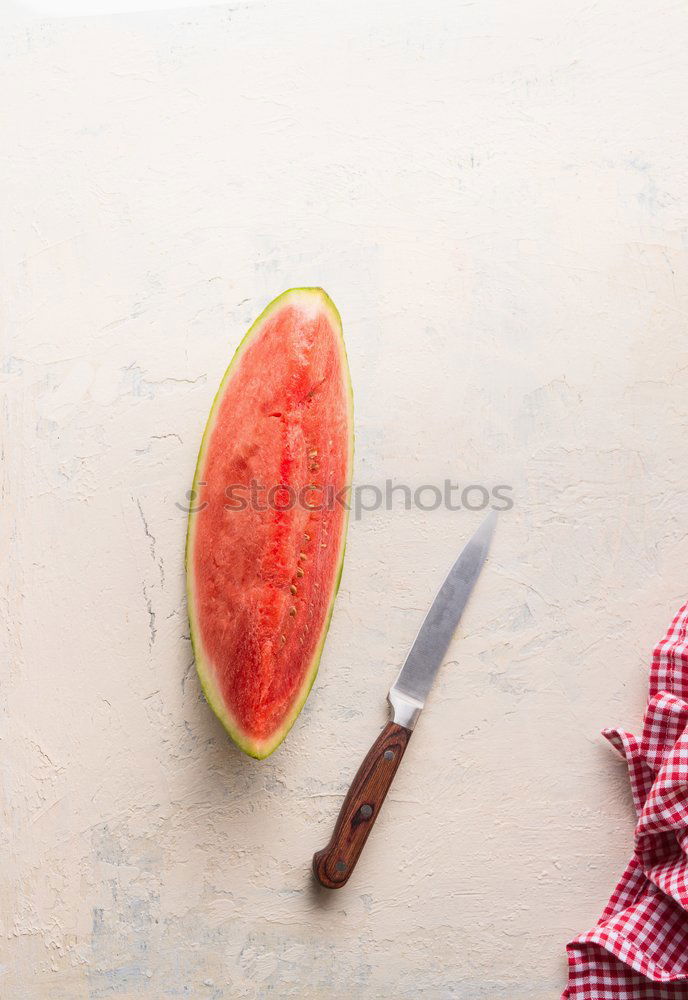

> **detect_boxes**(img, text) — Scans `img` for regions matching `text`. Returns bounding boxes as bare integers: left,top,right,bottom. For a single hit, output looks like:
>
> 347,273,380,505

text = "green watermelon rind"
185,287,354,760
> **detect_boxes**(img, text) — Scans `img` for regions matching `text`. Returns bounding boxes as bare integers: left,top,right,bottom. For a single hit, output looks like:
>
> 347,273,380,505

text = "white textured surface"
2,2,688,997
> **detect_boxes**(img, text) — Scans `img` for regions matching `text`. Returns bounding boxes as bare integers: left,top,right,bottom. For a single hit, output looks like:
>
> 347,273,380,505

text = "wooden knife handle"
312,721,412,888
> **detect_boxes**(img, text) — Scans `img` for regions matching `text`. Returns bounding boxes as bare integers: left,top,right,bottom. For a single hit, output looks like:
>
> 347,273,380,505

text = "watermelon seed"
304,533,310,541
290,584,297,595
289,606,297,616
308,449,318,458
296,568,304,578
299,552,306,560
280,634,286,644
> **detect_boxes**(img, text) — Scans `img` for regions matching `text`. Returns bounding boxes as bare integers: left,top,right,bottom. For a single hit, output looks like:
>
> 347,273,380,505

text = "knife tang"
312,722,411,889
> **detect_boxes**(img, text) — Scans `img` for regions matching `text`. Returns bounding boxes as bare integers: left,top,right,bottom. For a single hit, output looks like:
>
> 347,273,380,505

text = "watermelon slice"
186,288,353,758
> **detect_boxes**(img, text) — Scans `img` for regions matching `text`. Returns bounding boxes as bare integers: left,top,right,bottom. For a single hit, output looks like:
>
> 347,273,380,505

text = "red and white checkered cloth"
563,601,688,999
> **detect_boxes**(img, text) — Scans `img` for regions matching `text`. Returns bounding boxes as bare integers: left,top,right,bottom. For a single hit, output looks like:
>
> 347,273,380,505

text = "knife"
312,510,496,888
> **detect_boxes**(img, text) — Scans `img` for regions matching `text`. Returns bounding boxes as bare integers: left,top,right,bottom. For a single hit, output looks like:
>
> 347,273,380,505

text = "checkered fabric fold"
563,602,688,999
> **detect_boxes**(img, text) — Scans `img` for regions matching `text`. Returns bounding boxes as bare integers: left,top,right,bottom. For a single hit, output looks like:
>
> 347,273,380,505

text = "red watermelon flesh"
186,288,353,758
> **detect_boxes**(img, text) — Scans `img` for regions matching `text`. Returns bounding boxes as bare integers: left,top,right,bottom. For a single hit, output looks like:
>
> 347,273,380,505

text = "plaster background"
2,1,688,997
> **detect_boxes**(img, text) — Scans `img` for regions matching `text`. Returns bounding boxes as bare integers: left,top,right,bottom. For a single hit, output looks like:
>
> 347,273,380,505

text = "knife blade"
388,508,496,729
312,511,496,888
